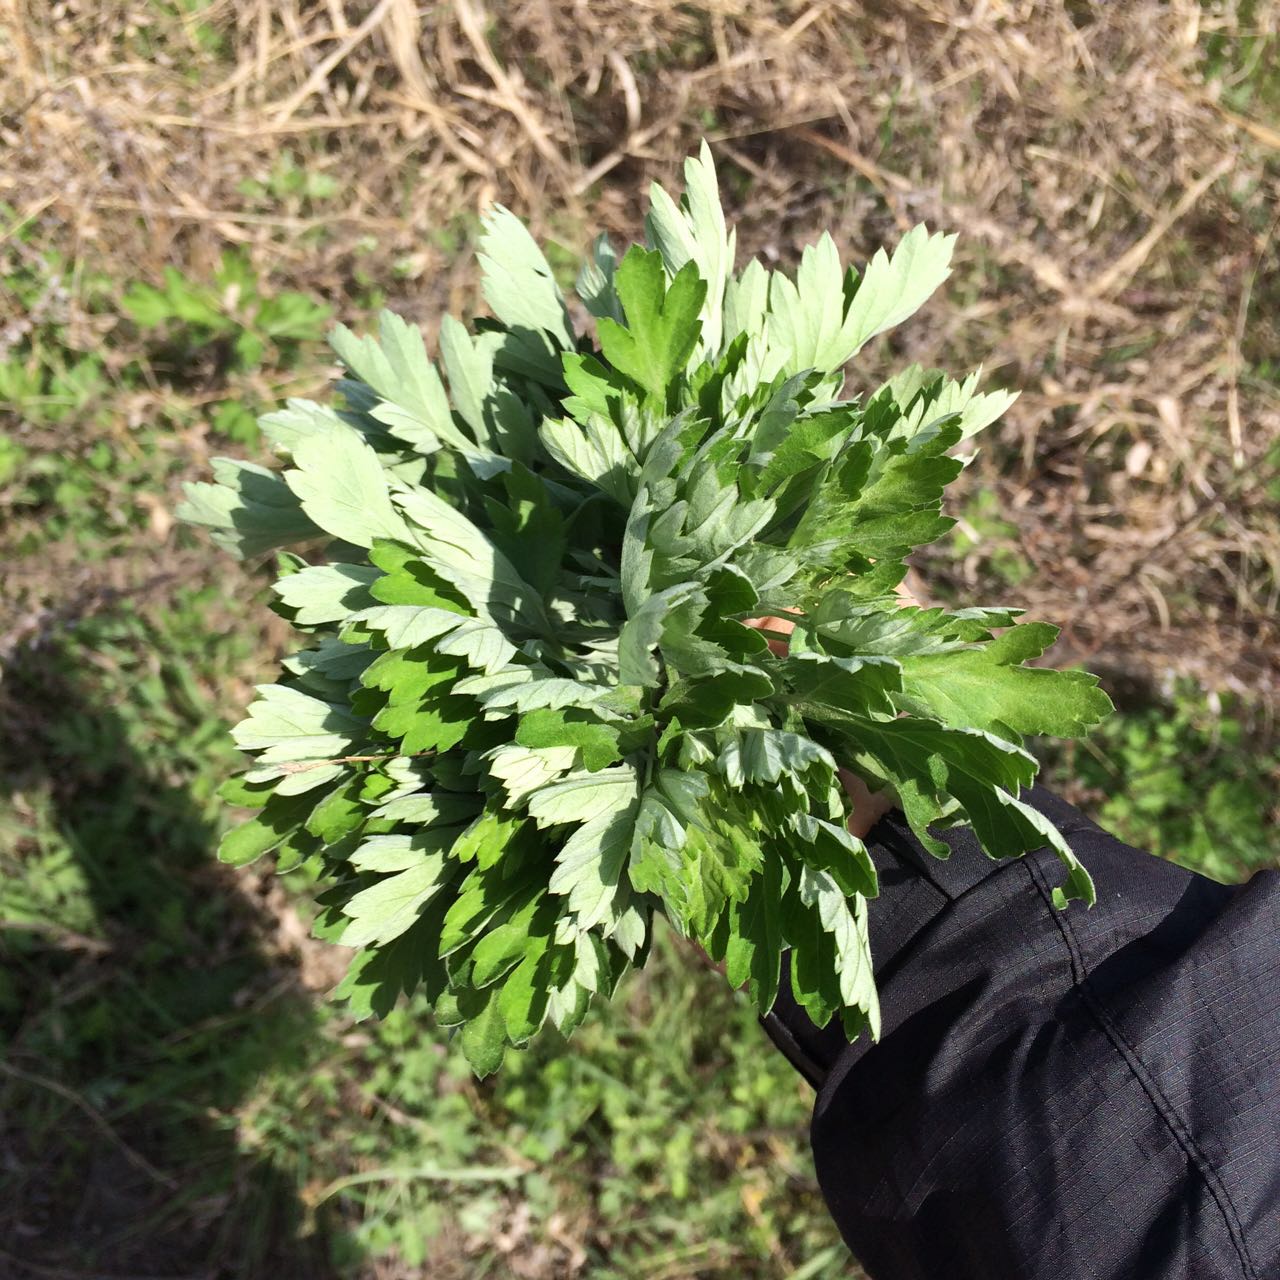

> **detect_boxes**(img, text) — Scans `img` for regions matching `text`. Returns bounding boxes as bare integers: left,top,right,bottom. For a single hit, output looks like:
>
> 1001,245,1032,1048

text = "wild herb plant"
182,145,1111,1075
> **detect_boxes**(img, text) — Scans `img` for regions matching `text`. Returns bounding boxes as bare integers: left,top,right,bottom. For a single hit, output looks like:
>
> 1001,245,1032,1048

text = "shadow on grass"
0,637,345,1279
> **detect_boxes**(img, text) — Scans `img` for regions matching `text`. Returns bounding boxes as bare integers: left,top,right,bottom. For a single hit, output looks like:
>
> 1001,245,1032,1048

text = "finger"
838,765,895,839
742,610,798,657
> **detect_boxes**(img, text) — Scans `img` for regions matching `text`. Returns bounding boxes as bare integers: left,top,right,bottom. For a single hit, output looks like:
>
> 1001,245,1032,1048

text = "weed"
1048,683,1279,883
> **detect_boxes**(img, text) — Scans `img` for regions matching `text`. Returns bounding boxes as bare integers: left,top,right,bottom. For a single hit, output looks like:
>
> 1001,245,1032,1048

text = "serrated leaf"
452,807,524,869
788,814,878,900
723,851,784,1011
896,623,1113,740
539,414,635,506
478,205,576,353
498,948,561,1045
178,458,323,560
438,316,497,446
349,605,467,650
217,788,316,867
459,985,507,1076
368,539,471,611
340,851,451,947
285,423,410,548
718,728,834,787
597,249,706,405
394,484,549,631
516,709,622,772
526,768,639,829
307,775,368,843
798,866,879,1036
330,311,474,454
477,677,619,715
681,816,762,940
486,744,578,807
433,617,518,676
617,582,700,686
471,893,559,986
232,684,364,761
644,140,732,352
548,806,637,931
363,648,472,755
274,563,379,625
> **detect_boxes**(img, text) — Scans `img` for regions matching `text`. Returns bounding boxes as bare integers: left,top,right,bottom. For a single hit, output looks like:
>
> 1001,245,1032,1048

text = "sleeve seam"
1023,854,1258,1280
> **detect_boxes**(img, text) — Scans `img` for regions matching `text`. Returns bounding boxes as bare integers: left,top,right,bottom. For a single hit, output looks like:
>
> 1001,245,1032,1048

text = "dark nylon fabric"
764,786,1280,1280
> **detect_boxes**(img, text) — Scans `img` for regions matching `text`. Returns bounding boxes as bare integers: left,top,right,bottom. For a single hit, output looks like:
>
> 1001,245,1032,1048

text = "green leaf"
394,484,549,631
340,849,452,946
723,851,785,1011
896,623,1114,740
232,684,364,762
363,648,472,756
515,710,622,773
437,842,544,956
597,249,706,405
498,948,560,1045
307,775,369,844
617,582,700,686
718,728,834,787
459,984,507,1076
788,814,878,900
438,316,497,446
483,464,568,598
644,140,732,352
471,894,558,986
178,458,323,560
782,653,902,719
369,539,470,611
836,224,955,361
548,807,637,931
218,788,316,867
576,233,622,321
539,413,635,506
330,310,467,453
526,768,640,829
681,817,762,941
798,866,879,1036
452,808,525,869
274,563,379,625
660,668,774,730
349,605,467,651
478,205,576,354
285,423,410,548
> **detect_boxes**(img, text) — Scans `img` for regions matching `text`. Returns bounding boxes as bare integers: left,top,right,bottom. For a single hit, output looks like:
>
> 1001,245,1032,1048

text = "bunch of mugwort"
182,145,1110,1075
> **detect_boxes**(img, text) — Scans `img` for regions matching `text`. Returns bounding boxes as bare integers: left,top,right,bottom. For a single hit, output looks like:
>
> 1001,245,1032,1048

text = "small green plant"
1061,682,1278,883
236,150,340,204
123,251,331,441
951,487,1033,586
182,144,1111,1077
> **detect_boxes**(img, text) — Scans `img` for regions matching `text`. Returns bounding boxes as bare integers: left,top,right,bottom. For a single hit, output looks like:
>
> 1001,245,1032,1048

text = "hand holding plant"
182,145,1111,1075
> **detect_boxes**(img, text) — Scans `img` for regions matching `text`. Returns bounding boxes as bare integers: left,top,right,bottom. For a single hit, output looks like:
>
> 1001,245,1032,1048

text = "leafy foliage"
1052,681,1278,884
182,143,1112,1075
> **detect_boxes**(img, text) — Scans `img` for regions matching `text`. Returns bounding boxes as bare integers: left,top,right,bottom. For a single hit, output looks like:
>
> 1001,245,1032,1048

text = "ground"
0,1,1277,1277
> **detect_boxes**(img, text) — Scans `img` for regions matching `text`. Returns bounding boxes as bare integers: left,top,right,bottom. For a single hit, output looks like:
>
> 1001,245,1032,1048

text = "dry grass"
4,0,1278,702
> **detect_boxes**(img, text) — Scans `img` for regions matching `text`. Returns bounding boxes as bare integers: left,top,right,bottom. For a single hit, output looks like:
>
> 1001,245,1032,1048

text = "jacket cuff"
760,786,1105,1086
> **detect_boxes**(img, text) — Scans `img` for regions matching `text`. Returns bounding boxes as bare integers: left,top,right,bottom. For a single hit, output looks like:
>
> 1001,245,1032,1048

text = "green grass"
1048,681,1279,884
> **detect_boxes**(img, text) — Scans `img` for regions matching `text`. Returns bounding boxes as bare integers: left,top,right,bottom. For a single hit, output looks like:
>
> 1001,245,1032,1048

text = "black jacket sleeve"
762,786,1280,1280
